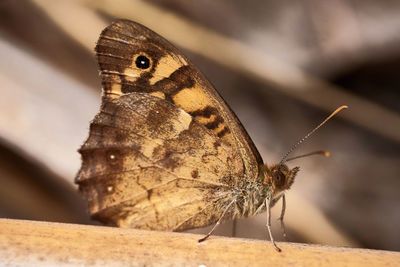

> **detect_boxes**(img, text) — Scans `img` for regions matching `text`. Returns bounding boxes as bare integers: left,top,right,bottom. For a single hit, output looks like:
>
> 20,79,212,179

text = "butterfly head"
261,164,299,195
259,106,348,198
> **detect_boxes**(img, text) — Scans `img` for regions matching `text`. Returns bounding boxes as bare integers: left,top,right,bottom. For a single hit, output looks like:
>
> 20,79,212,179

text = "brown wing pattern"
76,93,244,230
95,19,263,179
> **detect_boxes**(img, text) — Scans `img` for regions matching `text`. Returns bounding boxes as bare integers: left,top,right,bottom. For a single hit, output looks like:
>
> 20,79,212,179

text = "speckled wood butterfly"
75,19,347,251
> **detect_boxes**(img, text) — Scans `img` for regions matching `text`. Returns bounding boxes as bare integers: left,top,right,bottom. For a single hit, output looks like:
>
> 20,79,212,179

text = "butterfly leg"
277,194,287,240
266,198,281,252
198,199,236,243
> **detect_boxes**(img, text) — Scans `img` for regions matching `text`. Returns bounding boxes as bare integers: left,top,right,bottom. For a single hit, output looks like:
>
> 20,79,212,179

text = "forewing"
96,19,263,180
76,93,243,230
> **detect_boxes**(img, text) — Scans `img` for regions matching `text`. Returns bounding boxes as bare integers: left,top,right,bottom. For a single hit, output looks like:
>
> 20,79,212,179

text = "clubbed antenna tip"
279,105,348,165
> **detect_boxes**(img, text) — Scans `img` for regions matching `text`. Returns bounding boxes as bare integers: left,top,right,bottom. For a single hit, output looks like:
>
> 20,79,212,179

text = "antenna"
279,105,348,165
285,150,330,162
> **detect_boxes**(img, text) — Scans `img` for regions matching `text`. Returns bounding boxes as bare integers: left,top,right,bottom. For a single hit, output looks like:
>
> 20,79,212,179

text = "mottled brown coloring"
76,20,300,244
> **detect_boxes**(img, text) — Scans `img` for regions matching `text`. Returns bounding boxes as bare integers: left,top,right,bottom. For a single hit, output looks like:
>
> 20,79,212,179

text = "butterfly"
75,19,346,252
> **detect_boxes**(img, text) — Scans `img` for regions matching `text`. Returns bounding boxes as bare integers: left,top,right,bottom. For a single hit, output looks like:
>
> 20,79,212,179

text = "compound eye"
274,172,286,187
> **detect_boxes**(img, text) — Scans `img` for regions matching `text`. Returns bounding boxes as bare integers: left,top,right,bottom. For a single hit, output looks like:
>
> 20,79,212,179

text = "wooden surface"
0,219,398,266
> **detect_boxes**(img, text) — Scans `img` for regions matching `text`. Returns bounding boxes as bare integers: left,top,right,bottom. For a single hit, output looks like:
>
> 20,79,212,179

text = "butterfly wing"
76,93,244,230
95,19,263,180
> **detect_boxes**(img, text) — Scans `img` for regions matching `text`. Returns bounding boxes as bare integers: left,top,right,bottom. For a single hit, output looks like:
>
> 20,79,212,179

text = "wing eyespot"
135,55,151,69
106,150,121,166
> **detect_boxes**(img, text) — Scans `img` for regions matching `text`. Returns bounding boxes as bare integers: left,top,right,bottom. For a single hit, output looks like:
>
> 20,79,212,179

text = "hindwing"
76,93,244,229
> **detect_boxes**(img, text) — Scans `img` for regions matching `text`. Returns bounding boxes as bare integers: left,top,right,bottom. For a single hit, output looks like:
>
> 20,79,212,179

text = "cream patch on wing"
171,109,192,135
149,54,188,85
171,84,213,113
178,109,192,129
140,139,160,158
196,114,216,125
149,91,166,99
104,75,123,99
124,67,140,82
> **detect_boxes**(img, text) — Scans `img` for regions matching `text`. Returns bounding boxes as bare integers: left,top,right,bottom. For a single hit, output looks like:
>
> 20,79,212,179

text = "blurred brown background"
0,0,399,251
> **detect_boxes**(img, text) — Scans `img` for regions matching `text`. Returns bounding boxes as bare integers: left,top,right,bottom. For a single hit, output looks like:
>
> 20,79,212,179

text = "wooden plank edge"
0,218,398,266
